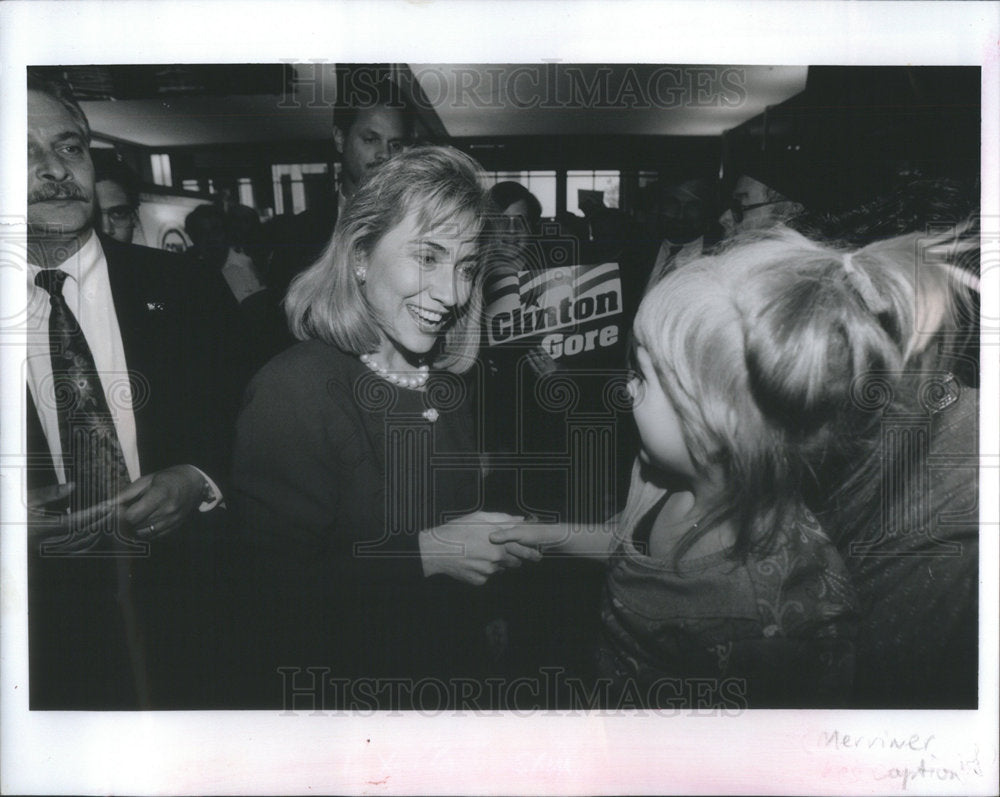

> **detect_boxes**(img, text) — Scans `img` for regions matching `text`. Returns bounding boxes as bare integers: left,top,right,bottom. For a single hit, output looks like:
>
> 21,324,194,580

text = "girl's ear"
704,404,741,469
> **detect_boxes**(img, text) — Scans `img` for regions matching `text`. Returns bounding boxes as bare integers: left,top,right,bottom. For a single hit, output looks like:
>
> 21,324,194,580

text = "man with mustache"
332,79,411,203
265,71,413,302
25,72,238,708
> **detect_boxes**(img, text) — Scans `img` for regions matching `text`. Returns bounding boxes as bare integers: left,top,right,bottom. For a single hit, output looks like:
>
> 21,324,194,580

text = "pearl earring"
355,266,367,284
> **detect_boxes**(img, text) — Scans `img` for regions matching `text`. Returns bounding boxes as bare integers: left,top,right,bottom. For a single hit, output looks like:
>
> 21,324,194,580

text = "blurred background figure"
224,204,292,360
490,181,543,259
720,170,805,237
186,202,271,305
92,150,142,244
644,174,723,289
486,181,546,288
184,204,229,272
578,190,629,262
186,203,290,364
481,181,553,481
221,204,268,305
656,177,718,248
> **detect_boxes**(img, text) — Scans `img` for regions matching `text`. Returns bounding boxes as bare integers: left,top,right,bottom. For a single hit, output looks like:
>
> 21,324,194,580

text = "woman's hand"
419,511,542,586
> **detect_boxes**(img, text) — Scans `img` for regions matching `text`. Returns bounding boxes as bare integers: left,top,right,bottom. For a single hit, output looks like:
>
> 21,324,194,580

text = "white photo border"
1,1,997,794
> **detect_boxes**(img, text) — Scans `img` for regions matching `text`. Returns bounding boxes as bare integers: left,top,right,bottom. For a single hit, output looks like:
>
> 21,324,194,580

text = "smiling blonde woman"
230,146,539,708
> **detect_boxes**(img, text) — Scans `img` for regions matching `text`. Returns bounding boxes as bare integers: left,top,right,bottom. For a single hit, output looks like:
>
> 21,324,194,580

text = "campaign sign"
484,263,623,361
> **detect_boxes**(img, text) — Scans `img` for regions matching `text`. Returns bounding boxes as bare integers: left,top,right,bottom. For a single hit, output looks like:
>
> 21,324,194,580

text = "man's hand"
27,482,74,522
114,465,206,540
27,482,119,553
418,511,542,586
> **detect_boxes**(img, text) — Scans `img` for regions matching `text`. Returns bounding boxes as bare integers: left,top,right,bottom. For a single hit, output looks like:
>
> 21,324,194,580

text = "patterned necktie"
34,268,150,703
35,268,132,511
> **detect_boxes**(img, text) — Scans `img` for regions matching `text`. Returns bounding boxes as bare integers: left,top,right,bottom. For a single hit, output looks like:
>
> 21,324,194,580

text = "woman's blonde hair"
285,145,491,373
633,224,974,558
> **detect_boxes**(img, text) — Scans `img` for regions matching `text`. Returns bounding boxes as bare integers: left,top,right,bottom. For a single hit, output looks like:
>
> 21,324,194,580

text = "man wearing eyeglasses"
93,152,141,244
721,172,803,235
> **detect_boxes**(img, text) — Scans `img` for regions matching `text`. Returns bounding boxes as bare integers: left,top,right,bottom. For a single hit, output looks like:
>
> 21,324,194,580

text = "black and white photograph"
1,1,997,794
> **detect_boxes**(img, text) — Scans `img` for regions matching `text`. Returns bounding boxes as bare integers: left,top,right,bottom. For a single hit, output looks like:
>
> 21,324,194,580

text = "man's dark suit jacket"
27,233,253,709
263,198,338,303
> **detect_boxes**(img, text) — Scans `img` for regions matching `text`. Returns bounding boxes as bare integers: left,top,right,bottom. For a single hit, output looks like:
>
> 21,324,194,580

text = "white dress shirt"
26,231,140,483
220,248,265,303
26,231,220,508
645,236,706,293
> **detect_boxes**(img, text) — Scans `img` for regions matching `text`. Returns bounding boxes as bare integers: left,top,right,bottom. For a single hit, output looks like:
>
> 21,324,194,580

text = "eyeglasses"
101,205,135,225
500,214,530,234
730,199,785,224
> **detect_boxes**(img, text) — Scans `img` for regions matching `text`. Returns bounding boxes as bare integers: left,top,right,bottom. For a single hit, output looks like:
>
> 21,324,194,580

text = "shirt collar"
27,228,98,285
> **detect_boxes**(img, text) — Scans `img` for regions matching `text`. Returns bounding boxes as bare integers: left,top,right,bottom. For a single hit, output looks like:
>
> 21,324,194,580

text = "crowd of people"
24,70,979,711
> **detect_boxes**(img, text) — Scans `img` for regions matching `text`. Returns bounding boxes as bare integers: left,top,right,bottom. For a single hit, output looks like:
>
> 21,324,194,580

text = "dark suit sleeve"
106,237,256,493
231,345,424,561
233,351,362,547
178,257,258,492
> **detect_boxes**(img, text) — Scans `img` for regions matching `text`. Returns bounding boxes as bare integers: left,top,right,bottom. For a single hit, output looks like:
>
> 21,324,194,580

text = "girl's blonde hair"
285,145,491,373
633,224,974,558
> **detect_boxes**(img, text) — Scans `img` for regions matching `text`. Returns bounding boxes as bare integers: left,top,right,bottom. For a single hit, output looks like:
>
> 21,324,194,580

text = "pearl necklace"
360,353,430,389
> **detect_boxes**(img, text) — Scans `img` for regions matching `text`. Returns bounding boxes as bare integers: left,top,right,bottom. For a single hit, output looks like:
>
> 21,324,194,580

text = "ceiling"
411,64,807,137
82,94,336,148
74,63,808,148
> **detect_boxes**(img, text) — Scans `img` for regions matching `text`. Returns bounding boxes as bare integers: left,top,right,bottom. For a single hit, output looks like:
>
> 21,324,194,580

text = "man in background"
265,74,413,301
333,78,411,205
644,175,723,289
92,150,142,244
187,202,291,363
720,171,804,236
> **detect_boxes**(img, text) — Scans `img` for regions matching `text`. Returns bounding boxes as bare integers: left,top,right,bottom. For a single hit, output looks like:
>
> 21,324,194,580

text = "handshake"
418,511,615,586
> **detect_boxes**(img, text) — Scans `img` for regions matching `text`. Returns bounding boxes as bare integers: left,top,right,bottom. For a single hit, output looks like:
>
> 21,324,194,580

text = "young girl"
493,225,968,708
